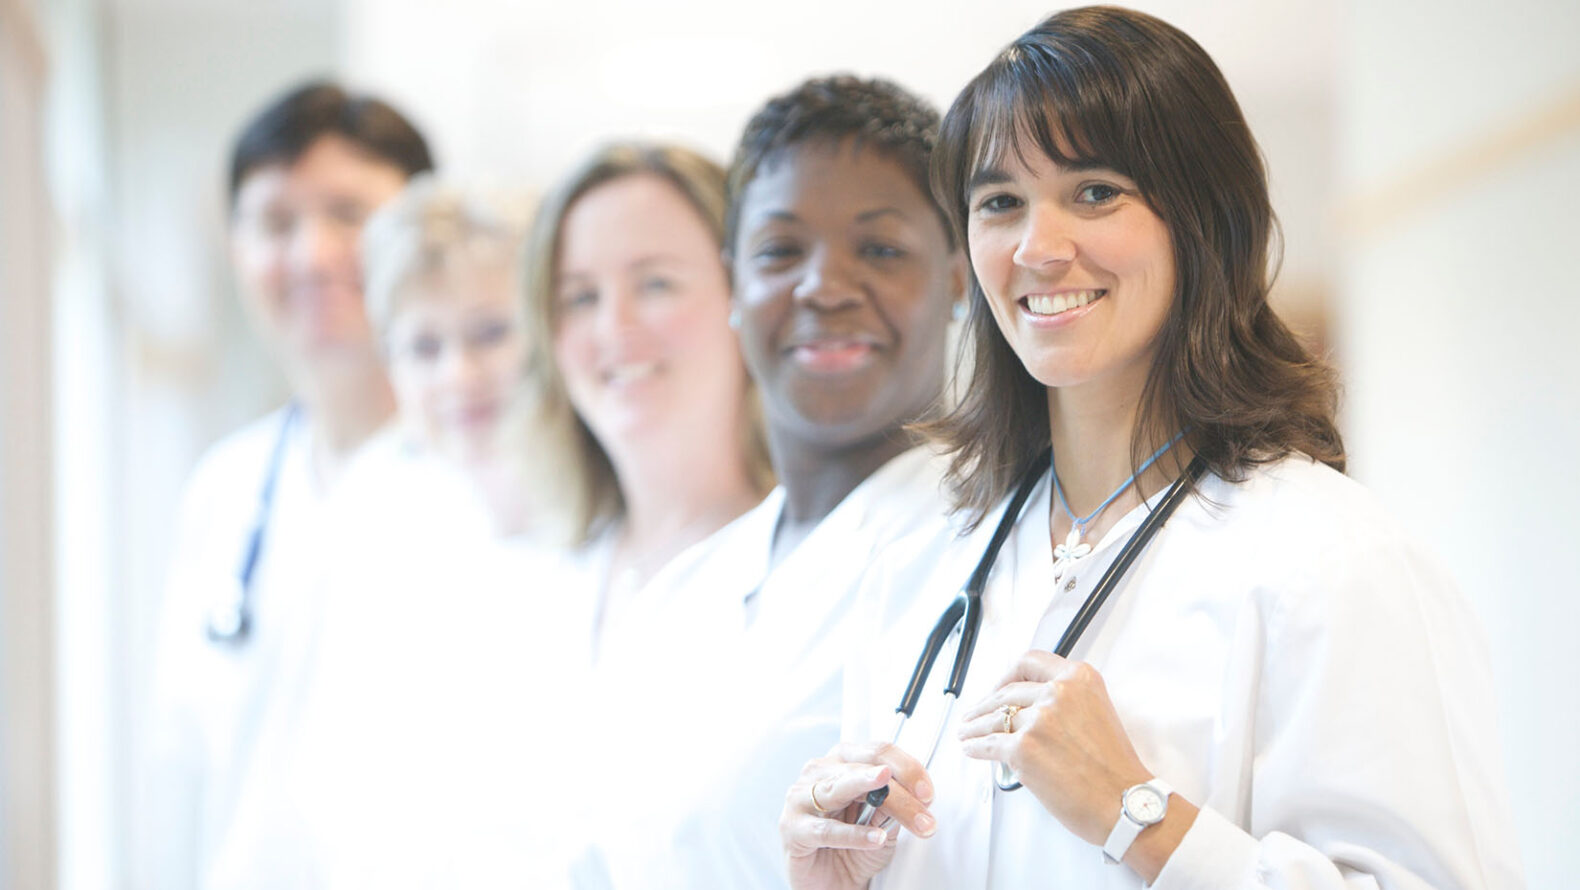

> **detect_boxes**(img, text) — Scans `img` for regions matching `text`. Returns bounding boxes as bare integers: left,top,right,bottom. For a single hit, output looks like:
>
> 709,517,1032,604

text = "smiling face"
384,261,527,467
230,134,410,369
731,141,959,448
965,147,1174,402
551,173,743,458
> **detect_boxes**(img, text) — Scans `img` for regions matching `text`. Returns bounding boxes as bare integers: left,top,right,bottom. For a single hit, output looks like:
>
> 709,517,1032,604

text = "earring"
728,306,742,329
952,301,968,322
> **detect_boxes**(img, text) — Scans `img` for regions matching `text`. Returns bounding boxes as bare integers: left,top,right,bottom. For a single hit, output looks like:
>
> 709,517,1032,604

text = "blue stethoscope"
205,403,300,644
857,448,1206,822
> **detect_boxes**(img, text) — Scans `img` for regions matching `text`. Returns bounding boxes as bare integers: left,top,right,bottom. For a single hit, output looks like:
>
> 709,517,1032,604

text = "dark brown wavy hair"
929,6,1344,527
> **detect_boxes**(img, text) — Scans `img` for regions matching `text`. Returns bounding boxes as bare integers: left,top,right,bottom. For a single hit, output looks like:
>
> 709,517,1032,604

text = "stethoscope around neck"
856,446,1207,823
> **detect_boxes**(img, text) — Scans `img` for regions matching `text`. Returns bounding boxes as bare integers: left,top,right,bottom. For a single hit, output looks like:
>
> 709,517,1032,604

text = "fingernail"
916,779,934,804
867,766,886,781
914,812,936,837
866,829,886,846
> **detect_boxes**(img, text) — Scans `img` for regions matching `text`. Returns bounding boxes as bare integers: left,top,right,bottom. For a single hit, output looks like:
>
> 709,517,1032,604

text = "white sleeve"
1152,534,1524,890
131,463,222,890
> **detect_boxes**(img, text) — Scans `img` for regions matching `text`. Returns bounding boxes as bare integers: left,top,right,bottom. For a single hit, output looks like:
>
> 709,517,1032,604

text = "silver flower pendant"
1052,524,1092,573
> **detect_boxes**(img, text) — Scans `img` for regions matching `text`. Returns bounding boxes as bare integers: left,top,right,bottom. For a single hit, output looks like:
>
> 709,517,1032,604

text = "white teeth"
605,361,658,385
1025,290,1102,316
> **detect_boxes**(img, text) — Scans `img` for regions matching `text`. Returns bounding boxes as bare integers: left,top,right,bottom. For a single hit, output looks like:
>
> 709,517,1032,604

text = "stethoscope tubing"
860,447,1207,816
994,454,1207,791
206,402,299,644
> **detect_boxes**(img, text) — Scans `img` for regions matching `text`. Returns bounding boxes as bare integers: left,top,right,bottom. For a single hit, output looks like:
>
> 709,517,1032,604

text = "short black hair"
227,80,434,205
725,74,951,248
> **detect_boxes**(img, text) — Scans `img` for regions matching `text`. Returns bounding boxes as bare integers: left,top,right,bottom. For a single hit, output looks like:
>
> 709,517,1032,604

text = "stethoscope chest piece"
206,580,251,643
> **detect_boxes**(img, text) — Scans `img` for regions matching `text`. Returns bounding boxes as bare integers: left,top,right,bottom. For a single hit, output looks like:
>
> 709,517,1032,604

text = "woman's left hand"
956,650,1153,847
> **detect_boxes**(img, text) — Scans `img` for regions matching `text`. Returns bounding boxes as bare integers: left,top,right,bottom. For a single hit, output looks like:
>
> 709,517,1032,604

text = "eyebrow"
558,253,682,284
855,207,906,223
968,158,1119,192
628,253,682,270
751,207,908,228
967,168,1013,192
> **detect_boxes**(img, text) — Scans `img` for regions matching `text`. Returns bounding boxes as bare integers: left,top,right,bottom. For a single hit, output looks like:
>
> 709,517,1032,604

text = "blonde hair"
361,174,534,333
522,142,774,543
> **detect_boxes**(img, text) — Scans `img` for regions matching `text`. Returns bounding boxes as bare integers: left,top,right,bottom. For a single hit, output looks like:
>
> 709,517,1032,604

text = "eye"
639,275,675,294
1075,183,1124,205
973,193,1023,215
859,240,906,261
408,334,443,361
467,319,512,349
256,210,295,238
559,287,597,312
325,198,370,229
752,240,803,266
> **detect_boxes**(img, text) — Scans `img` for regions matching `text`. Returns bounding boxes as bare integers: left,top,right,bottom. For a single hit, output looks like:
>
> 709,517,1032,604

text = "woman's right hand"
780,741,936,890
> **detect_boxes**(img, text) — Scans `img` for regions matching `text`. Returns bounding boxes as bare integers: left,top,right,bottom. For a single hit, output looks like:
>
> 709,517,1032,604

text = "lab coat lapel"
747,448,931,681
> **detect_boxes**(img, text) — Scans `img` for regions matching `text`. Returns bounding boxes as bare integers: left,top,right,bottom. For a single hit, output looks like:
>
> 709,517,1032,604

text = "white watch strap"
1102,777,1174,865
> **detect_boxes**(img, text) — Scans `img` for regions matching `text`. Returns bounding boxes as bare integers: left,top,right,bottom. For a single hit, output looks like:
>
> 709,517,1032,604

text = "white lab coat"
282,428,585,889
143,406,341,890
847,456,1523,890
580,445,955,890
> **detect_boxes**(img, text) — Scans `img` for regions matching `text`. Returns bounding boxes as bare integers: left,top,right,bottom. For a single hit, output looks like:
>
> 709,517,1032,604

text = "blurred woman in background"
522,142,774,665
279,179,584,888
360,175,565,540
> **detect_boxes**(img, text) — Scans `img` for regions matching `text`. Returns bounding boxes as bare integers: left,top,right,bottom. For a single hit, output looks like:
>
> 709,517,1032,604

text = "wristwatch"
1102,777,1174,865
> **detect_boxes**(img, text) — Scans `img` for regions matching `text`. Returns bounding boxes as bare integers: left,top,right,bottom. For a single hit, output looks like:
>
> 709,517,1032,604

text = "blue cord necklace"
1052,431,1186,566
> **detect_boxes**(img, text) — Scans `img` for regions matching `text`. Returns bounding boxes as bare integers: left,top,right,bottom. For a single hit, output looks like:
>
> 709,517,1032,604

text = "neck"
610,433,760,575
766,425,915,565
1046,367,1183,536
465,457,538,540
294,361,395,488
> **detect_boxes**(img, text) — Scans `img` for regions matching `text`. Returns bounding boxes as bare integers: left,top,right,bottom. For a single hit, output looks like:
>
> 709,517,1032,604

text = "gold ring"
1000,704,1021,734
809,782,835,815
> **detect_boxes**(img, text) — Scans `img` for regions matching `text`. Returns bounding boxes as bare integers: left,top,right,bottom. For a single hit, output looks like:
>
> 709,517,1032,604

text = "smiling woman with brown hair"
779,8,1522,890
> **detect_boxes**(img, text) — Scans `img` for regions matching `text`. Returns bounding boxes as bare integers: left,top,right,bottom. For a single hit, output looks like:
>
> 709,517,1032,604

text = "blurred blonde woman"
523,142,774,662
361,174,567,540
278,178,586,887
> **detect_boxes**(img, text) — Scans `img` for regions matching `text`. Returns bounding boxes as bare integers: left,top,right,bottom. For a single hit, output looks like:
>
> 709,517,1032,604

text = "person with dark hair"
574,74,965,889
781,9,1521,889
144,80,433,888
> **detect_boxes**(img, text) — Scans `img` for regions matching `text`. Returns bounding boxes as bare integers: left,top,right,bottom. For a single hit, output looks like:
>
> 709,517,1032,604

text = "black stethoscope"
857,447,1206,822
205,403,300,644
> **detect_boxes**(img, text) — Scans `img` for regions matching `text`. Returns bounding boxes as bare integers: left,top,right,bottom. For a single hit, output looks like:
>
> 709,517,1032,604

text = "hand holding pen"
780,741,937,890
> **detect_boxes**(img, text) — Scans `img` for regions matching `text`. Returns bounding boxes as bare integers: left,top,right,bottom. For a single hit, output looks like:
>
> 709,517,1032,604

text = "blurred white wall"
1335,2,1580,887
339,0,1336,325
44,1,338,886
3,1,59,887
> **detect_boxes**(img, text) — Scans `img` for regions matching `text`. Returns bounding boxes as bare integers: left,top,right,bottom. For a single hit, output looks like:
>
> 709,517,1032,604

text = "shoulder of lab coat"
584,444,960,890
1149,456,1525,890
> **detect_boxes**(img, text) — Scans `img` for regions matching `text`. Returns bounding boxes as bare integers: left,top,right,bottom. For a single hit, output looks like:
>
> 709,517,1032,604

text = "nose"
595,285,641,336
791,246,862,311
437,342,486,389
1011,204,1077,269
288,213,354,280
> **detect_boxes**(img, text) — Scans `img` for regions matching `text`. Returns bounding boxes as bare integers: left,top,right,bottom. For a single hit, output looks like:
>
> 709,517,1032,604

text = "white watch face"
1125,786,1167,824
